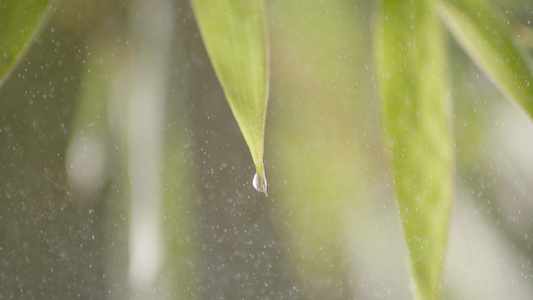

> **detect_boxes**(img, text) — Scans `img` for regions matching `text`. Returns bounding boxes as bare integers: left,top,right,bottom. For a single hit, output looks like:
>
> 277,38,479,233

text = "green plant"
1,0,532,299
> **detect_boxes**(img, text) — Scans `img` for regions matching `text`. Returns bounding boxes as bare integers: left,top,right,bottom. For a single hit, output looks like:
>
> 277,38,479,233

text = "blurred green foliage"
437,0,533,119
1,0,533,299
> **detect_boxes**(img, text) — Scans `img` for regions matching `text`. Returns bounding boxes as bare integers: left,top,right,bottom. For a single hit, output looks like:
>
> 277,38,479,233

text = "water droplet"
252,173,267,195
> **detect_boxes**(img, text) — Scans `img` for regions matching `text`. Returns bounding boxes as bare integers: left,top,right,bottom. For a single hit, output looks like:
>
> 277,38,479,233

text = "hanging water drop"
252,173,267,195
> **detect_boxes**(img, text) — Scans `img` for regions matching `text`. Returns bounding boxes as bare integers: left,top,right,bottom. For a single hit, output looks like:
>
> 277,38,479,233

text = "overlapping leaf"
436,0,533,119
375,0,454,299
190,0,269,194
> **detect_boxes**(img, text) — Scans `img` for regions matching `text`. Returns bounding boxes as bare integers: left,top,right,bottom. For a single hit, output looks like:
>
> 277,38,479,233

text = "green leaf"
190,0,269,195
435,0,533,119
0,0,56,88
65,53,110,200
375,1,454,299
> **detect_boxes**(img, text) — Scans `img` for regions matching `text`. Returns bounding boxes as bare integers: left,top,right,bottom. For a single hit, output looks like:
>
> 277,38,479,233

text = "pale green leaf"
190,0,269,195
65,54,110,200
0,0,56,88
436,0,533,119
375,1,454,299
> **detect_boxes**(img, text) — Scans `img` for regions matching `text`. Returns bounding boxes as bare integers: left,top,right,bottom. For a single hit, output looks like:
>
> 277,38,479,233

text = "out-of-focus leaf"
375,1,454,299
436,0,533,119
190,0,269,195
0,0,56,88
65,54,110,203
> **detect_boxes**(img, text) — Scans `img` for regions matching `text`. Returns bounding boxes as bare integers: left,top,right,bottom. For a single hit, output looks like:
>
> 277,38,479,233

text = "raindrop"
252,173,267,194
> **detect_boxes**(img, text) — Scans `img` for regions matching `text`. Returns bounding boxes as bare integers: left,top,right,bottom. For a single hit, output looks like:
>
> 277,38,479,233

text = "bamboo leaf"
190,0,269,195
0,0,56,88
435,0,533,119
375,1,454,299
65,53,110,201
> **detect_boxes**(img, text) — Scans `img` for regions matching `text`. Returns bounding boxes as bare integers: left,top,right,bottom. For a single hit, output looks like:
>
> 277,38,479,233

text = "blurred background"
1,0,533,299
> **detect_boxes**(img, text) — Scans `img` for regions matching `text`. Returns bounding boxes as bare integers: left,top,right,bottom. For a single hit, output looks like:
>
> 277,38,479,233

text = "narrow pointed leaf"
190,0,269,194
375,1,454,299
436,0,533,119
0,0,56,88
